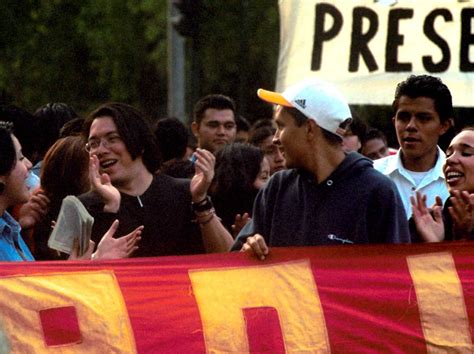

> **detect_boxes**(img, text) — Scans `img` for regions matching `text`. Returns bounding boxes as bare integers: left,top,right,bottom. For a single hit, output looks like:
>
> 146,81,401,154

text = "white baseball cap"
257,78,352,138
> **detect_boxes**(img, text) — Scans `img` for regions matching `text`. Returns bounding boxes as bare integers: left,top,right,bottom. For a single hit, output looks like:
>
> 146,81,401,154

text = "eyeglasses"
85,134,122,153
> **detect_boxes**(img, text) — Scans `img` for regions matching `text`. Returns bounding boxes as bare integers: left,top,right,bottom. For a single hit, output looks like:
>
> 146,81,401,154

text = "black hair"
210,143,264,232
236,115,251,132
249,126,275,147
84,102,161,173
34,103,79,157
212,143,264,197
392,75,454,123
154,117,189,162
0,126,16,191
59,117,85,138
193,94,236,125
362,128,388,145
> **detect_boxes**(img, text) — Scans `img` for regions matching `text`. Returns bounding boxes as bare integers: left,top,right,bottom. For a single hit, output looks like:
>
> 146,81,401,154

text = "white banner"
277,0,474,106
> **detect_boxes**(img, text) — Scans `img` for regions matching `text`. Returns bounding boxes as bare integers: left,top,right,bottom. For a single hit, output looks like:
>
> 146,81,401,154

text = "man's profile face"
192,108,236,153
272,106,307,169
393,96,450,163
259,135,286,174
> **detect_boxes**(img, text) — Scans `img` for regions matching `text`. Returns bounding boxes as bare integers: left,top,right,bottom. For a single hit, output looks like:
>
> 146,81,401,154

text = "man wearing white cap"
232,78,410,259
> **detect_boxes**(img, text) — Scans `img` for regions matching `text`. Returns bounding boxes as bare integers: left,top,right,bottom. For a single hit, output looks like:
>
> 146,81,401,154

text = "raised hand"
448,190,474,240
232,213,251,239
18,188,50,230
190,149,215,203
93,220,142,259
410,191,444,242
89,155,120,213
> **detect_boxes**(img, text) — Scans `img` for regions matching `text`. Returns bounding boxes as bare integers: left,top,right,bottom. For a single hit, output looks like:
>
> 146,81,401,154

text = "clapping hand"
410,192,444,242
89,155,121,213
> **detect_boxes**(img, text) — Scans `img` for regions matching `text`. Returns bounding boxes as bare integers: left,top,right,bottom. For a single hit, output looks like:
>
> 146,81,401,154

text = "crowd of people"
0,74,472,262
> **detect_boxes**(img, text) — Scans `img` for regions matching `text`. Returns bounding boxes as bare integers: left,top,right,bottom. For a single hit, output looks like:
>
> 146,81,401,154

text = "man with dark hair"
191,94,237,153
374,75,453,219
361,128,390,160
79,102,233,257
233,79,409,258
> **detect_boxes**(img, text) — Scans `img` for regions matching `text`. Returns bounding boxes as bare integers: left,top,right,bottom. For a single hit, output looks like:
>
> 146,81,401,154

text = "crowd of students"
0,74,472,262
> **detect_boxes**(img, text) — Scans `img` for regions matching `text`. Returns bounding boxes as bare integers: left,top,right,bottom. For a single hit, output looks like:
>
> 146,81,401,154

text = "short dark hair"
249,126,275,147
154,117,189,162
284,107,343,145
84,102,161,173
392,75,454,123
193,94,236,125
236,115,251,132
362,128,388,146
34,103,78,157
0,125,16,180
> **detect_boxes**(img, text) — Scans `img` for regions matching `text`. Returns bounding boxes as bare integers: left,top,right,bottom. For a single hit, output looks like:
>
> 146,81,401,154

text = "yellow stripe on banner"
189,259,330,353
0,270,136,353
407,252,472,353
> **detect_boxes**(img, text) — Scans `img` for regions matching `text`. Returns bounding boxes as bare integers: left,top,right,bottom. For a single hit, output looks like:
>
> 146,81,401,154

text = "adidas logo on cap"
294,99,306,109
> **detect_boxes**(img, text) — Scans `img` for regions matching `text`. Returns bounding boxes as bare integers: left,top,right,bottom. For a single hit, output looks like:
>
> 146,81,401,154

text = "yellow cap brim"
257,89,292,107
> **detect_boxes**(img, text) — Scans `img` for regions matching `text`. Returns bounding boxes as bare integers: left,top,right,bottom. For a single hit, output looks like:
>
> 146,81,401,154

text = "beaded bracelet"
197,211,215,226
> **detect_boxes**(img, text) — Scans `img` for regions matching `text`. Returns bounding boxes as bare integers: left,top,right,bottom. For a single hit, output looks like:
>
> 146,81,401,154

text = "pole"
167,0,186,122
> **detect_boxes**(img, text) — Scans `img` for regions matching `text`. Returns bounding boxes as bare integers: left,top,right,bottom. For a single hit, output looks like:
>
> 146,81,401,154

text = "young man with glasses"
80,102,233,257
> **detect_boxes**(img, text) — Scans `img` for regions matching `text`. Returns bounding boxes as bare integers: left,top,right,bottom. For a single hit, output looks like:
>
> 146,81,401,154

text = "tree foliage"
0,0,279,121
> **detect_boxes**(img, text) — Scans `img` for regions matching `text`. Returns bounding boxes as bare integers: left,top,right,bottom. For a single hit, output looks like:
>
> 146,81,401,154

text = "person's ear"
306,120,318,141
191,121,199,138
439,118,454,136
392,116,396,126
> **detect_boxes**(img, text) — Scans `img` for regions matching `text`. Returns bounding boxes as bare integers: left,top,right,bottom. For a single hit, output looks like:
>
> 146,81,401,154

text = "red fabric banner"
0,242,474,352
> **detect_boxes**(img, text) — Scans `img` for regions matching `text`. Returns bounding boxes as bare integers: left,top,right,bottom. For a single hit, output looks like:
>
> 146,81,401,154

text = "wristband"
192,196,213,213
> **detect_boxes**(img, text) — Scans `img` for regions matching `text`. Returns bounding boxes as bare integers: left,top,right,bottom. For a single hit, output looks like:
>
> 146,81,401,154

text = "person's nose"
216,124,226,136
272,131,281,146
24,157,33,170
446,151,459,165
406,116,417,131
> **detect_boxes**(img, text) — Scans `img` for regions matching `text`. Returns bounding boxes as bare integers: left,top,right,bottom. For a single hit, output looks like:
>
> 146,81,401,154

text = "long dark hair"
211,143,264,232
0,126,16,193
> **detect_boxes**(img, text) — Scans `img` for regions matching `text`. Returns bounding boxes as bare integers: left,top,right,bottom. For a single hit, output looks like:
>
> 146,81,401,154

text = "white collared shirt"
374,146,449,219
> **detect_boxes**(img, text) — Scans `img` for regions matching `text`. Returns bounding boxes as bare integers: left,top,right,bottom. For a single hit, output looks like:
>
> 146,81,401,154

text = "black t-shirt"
79,173,204,257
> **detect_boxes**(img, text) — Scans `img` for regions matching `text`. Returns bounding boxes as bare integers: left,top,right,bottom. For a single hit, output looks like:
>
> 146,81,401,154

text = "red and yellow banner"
1,242,474,352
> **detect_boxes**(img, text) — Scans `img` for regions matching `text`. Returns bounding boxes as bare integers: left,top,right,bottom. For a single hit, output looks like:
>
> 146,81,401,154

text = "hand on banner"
410,192,444,242
241,234,269,260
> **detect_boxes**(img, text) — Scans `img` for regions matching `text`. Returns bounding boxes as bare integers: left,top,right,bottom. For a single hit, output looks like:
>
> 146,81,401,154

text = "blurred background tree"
0,0,471,147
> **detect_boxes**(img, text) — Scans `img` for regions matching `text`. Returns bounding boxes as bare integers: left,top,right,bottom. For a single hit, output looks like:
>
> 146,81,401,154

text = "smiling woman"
411,127,474,241
0,125,35,261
